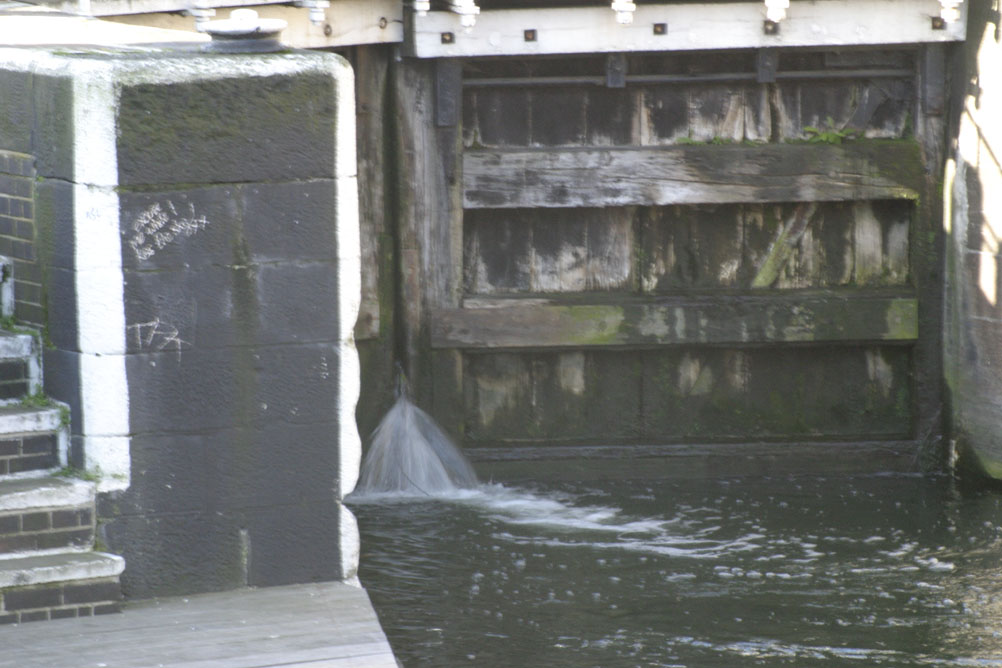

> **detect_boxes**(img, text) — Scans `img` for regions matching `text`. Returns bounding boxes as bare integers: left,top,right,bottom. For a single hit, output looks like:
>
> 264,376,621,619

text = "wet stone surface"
352,474,1002,667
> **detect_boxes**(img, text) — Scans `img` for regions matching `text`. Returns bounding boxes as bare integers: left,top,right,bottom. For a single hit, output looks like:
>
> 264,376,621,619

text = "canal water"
350,473,1002,667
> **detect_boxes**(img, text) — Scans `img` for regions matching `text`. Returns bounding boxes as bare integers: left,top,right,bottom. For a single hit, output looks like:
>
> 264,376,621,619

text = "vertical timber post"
394,55,464,432
914,42,949,469
354,45,399,439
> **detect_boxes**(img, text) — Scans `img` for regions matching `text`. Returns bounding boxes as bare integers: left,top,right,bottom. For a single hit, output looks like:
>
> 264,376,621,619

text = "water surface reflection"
351,474,1002,667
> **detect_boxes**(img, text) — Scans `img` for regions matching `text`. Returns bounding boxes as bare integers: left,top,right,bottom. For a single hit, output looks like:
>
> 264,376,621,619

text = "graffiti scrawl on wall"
128,201,210,261
127,317,189,359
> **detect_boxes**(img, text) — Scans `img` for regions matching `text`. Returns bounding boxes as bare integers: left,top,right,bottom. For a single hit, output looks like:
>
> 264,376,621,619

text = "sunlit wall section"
944,0,1002,478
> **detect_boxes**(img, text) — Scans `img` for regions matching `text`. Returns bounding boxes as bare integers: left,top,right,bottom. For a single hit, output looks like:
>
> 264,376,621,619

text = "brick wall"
0,503,92,553
0,150,41,326
0,432,58,475
0,578,121,624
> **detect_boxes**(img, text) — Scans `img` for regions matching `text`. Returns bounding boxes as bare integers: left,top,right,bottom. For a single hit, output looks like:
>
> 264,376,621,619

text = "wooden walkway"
0,581,398,668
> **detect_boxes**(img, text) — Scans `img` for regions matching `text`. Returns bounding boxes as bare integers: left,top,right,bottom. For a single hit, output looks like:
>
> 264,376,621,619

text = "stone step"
0,403,66,436
0,404,67,476
0,477,94,555
0,330,34,361
0,552,124,624
0,328,32,360
0,330,39,401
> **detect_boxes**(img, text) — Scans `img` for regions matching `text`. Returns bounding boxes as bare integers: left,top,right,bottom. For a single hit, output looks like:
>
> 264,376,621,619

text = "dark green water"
351,474,1002,667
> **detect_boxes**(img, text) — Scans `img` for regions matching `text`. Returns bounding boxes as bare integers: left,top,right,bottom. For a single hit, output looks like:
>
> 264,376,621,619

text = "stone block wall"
0,45,361,598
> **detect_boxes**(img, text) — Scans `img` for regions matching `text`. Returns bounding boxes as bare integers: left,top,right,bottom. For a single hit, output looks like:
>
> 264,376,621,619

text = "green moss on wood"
564,305,624,345
885,299,919,340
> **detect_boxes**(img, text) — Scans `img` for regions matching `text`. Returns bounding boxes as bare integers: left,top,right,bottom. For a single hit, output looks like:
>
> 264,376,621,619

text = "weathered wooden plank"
639,85,689,145
640,345,912,443
464,350,643,443
469,441,921,481
462,211,533,293
467,76,911,149
353,46,401,441
395,59,465,391
355,47,389,342
407,1,964,59
687,85,745,142
463,142,923,208
462,345,912,446
912,42,950,469
464,208,636,294
751,202,817,288
0,582,397,668
432,294,918,349
35,1,403,49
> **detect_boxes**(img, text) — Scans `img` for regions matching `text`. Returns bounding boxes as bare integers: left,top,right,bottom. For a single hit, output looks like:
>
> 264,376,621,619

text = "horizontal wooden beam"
30,0,291,16
94,2,404,49
431,294,918,349
468,441,921,480
39,0,405,49
464,141,923,209
408,0,965,59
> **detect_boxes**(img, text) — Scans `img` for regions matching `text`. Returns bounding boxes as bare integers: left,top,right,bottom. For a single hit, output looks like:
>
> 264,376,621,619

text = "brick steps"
0,477,93,554
0,477,125,625
0,553,125,623
0,330,39,402
0,405,67,476
0,478,125,623
0,262,124,624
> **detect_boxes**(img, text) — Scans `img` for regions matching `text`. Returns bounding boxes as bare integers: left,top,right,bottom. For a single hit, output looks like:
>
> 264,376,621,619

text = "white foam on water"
354,476,767,559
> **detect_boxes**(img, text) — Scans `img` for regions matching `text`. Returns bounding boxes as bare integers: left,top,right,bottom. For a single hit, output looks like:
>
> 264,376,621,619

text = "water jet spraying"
354,373,478,496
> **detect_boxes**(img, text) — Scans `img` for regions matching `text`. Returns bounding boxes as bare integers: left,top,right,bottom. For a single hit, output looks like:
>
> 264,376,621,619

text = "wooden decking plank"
0,582,396,668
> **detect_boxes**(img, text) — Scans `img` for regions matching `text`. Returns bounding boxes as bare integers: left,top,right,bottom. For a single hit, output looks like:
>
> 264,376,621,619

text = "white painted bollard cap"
203,8,287,52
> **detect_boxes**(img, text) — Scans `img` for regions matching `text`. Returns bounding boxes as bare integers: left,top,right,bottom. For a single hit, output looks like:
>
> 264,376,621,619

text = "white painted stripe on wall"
330,53,362,584
81,436,132,493
332,57,358,184
338,339,361,500
332,51,362,511
73,67,130,492
338,503,360,582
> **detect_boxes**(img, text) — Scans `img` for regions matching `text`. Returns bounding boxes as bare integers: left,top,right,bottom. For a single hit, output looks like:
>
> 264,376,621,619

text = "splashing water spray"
354,370,478,496
350,372,693,555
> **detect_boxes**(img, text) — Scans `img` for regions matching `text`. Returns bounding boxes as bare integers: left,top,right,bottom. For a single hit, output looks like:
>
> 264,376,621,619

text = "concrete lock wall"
0,46,361,598
945,0,1002,479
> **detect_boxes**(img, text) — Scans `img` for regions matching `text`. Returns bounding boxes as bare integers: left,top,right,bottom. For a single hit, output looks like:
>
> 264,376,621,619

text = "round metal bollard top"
203,9,287,53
